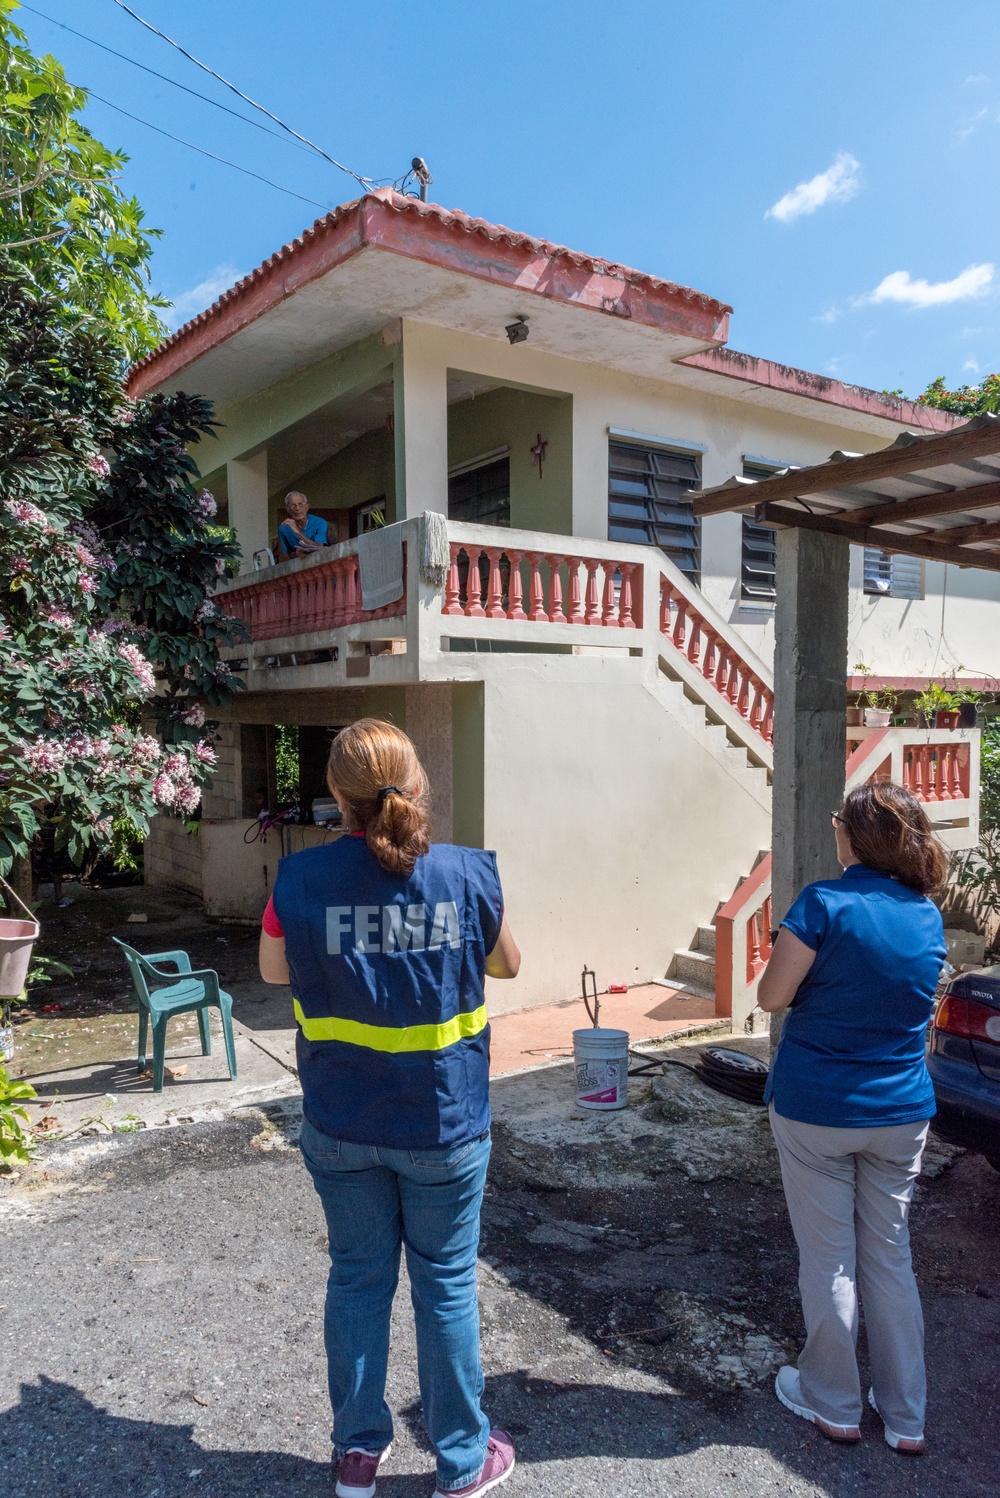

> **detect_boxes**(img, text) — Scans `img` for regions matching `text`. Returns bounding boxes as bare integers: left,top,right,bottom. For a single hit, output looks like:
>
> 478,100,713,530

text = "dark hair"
326,718,430,876
840,781,948,895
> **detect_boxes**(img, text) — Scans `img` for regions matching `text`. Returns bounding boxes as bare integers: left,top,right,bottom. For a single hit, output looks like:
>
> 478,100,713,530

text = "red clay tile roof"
127,189,731,396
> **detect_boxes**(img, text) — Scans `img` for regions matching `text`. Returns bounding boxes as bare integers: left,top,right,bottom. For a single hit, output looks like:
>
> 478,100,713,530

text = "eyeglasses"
831,810,845,827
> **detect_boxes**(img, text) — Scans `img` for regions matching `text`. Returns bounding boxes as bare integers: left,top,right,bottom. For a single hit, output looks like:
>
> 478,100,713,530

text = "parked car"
926,966,1000,1172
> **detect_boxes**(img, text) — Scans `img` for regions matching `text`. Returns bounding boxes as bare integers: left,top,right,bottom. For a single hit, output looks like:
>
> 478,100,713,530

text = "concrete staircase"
668,923,717,1001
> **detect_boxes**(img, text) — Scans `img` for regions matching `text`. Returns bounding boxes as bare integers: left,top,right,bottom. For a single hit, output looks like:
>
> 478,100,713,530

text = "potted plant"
914,682,960,729
854,665,899,727
848,662,870,727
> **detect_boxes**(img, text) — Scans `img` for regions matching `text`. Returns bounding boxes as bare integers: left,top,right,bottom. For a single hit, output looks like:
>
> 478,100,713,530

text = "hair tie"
376,785,402,805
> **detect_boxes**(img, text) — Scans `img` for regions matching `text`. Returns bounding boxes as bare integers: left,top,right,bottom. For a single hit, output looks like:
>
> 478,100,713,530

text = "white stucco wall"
474,652,772,1014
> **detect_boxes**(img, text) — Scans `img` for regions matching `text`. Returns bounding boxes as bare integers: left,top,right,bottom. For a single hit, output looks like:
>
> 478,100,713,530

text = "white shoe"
774,1366,861,1442
868,1388,926,1454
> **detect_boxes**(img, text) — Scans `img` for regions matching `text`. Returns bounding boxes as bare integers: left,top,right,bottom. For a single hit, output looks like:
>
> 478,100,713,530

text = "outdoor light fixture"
505,316,529,345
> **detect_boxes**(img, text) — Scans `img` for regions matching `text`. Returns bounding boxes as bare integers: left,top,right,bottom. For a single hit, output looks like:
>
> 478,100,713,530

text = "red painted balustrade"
442,544,642,629
223,548,407,643
659,578,774,746
901,741,970,801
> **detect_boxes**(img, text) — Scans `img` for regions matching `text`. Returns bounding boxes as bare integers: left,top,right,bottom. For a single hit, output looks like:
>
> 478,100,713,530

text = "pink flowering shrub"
0,274,244,874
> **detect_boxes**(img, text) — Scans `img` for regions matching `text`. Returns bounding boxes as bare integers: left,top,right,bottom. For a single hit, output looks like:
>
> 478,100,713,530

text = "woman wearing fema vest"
259,718,521,1498
757,781,947,1456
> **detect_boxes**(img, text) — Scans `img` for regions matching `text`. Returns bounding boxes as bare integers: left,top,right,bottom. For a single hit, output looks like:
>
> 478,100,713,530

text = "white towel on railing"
357,523,404,610
421,510,450,587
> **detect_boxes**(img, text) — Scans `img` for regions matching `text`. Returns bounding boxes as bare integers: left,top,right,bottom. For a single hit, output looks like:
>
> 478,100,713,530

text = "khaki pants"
769,1105,930,1438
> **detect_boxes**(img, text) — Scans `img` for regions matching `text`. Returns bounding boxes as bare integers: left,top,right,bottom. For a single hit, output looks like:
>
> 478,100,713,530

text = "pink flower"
79,574,98,595
195,489,218,521
11,557,30,574
215,558,227,576
132,733,162,766
75,545,97,568
5,498,46,527
195,600,220,624
93,817,113,837
64,733,95,760
87,455,111,480
194,740,217,766
152,774,176,808
0,621,10,643
163,752,191,780
114,407,134,425
181,703,205,728
20,739,67,775
45,609,74,629
176,783,201,815
117,642,156,694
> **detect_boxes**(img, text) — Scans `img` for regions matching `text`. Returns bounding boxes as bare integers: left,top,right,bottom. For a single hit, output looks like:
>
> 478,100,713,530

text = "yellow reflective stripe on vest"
293,998,488,1053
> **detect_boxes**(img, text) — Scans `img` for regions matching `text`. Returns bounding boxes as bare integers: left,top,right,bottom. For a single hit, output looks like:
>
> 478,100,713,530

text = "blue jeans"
299,1116,492,1492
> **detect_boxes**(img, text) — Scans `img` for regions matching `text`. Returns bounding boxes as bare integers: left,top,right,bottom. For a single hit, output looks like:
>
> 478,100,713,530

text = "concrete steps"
668,923,718,1001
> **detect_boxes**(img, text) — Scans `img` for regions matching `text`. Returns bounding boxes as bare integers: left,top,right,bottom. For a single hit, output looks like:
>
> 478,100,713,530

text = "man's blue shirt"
279,513,328,556
765,864,946,1127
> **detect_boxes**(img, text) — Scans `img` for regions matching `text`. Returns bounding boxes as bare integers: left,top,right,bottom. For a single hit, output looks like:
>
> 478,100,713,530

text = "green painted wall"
270,425,397,538
451,682,485,848
447,385,573,536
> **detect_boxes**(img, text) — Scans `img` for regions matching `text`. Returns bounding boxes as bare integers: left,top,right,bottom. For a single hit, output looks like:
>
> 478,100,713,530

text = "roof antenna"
411,157,433,202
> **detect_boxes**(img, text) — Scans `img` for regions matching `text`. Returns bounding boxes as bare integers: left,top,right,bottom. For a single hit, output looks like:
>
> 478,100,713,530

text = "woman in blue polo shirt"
758,780,947,1456
259,718,520,1498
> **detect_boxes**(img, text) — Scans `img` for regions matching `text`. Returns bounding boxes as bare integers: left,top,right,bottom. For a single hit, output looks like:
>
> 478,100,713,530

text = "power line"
111,0,375,190
19,2,319,159
85,91,329,209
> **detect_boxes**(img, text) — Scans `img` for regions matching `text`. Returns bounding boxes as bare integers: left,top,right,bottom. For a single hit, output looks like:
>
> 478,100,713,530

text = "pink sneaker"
432,1430,515,1497
335,1443,392,1498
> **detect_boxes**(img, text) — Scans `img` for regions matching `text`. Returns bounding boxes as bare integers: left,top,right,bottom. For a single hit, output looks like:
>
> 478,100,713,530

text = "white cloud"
814,306,840,325
863,263,994,309
765,152,862,223
963,358,981,373
164,264,244,331
965,73,991,84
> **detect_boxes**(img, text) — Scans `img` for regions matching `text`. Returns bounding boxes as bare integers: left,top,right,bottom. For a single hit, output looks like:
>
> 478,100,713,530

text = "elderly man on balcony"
278,490,329,560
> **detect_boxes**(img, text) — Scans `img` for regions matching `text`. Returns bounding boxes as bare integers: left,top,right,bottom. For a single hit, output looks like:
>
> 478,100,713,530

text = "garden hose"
629,1045,769,1107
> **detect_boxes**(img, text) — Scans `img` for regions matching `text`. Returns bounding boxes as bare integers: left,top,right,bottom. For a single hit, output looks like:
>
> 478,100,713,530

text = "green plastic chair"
112,938,238,1092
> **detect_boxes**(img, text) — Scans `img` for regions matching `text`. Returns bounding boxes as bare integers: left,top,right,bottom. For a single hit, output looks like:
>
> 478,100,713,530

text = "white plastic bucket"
0,918,39,999
573,1027,630,1110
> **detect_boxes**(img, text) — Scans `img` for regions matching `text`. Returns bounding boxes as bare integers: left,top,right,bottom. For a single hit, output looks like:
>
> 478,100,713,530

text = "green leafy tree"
917,373,1000,418
0,0,167,362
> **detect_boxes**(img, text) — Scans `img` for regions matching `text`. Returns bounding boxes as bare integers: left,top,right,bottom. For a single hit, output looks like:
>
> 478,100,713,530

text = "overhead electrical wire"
19,2,320,159
85,90,328,209
110,0,376,190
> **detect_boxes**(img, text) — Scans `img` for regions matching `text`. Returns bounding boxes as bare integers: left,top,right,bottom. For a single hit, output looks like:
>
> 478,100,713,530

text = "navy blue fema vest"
272,836,503,1149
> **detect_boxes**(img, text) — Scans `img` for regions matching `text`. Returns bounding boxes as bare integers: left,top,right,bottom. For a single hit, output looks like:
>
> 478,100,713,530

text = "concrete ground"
3,884,998,1495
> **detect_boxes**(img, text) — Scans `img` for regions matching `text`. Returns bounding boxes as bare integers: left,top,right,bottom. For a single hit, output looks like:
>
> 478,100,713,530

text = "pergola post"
771,528,850,1039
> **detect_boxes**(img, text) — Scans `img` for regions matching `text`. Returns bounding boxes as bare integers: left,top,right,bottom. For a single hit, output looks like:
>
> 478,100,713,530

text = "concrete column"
394,322,448,518
405,684,454,843
771,526,850,1041
227,451,269,575
571,390,610,542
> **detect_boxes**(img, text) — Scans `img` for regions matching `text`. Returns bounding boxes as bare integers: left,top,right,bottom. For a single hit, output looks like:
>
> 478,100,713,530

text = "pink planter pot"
0,918,39,999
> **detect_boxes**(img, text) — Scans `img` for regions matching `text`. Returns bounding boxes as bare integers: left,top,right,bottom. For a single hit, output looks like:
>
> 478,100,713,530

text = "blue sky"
18,0,1000,396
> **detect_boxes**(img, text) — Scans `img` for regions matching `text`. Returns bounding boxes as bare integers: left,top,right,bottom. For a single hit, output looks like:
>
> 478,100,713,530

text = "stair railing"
714,726,981,1032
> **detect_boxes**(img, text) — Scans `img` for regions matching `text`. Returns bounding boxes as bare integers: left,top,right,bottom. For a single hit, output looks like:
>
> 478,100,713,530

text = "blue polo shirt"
765,864,946,1127
279,513,328,556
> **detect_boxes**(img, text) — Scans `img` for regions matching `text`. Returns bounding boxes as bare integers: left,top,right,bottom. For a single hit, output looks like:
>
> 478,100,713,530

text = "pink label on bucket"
580,1086,620,1103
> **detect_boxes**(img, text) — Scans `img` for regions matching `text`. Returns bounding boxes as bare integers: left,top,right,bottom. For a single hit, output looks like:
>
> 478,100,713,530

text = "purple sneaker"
432,1430,515,1497
334,1443,391,1498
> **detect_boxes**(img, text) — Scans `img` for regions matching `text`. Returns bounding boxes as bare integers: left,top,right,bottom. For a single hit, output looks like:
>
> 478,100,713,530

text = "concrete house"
130,189,986,1025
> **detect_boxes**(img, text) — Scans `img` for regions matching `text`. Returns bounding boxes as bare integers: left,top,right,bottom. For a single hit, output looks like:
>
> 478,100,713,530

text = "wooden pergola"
689,413,999,1016
696,411,1000,572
